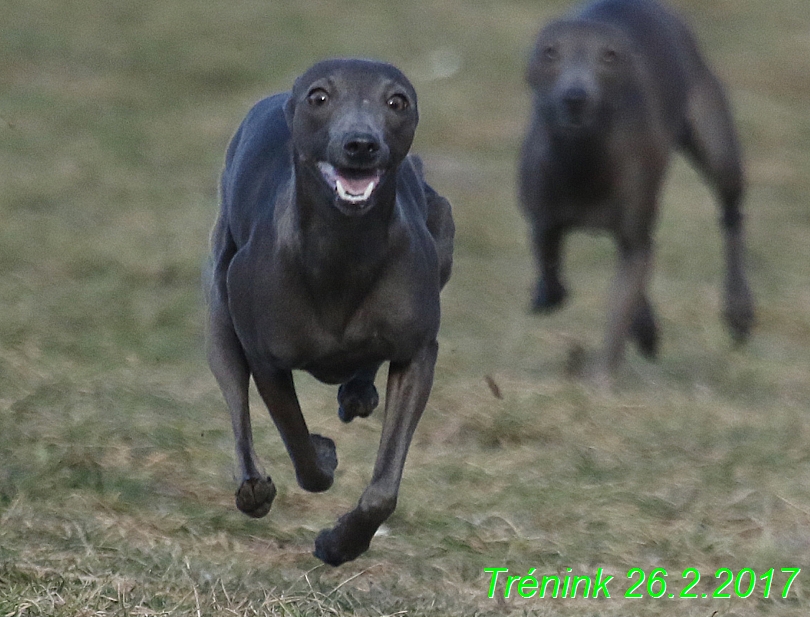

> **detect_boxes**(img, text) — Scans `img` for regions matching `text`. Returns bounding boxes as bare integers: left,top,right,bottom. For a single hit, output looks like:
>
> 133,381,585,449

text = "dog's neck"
289,161,400,301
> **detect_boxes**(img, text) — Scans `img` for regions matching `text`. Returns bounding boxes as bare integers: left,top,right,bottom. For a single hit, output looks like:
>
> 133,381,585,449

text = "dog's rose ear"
525,44,550,88
525,52,542,88
284,94,296,131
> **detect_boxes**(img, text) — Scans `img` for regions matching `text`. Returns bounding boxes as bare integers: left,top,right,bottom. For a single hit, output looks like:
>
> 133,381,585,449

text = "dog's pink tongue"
338,173,377,195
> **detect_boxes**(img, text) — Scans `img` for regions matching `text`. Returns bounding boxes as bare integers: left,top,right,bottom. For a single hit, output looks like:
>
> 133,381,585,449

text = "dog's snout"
343,133,381,161
563,86,588,111
559,85,590,126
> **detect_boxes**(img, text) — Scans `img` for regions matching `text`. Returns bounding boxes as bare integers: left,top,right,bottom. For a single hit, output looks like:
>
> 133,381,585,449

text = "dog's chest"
228,253,439,381
540,138,623,228
264,294,436,382
550,140,613,197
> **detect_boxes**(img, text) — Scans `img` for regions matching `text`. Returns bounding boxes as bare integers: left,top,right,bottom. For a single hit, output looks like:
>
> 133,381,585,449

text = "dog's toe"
313,518,373,567
311,434,338,474
314,528,350,567
235,476,276,518
295,434,337,493
337,381,379,423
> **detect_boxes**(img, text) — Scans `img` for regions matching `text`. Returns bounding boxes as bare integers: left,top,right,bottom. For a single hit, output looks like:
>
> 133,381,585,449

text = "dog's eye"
601,48,618,64
307,88,330,107
386,94,409,112
542,45,559,62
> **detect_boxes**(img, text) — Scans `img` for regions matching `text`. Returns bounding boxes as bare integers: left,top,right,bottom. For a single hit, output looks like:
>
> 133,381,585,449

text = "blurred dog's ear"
525,42,549,89
285,73,305,131
284,93,296,132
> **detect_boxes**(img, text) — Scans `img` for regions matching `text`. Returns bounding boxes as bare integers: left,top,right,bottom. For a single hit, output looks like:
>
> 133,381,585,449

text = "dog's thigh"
682,73,744,223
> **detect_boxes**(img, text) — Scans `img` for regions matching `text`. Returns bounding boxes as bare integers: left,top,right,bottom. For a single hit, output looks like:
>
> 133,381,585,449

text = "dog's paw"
313,515,374,567
724,281,755,344
531,277,567,313
337,380,379,423
297,434,337,493
235,476,277,518
312,434,338,476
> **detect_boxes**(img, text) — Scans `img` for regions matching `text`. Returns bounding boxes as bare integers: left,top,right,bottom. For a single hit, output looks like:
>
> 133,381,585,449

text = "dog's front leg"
531,223,567,313
252,366,337,493
208,297,277,519
314,340,438,566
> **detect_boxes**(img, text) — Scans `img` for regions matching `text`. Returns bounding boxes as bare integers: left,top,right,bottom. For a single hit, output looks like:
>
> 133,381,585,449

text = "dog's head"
284,59,418,216
526,20,637,133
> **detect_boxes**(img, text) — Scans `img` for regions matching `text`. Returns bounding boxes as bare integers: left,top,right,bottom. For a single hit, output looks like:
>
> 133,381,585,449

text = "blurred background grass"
1,0,809,615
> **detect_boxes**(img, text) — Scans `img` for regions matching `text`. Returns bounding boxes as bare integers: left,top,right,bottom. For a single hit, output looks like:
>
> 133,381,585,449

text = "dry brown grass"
1,0,809,615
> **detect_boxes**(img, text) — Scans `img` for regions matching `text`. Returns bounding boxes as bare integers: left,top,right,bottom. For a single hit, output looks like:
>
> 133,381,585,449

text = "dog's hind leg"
682,73,754,342
252,366,337,493
338,363,382,423
314,340,438,566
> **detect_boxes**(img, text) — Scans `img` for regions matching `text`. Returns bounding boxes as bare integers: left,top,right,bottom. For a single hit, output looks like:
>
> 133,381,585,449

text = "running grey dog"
207,59,453,566
519,0,754,378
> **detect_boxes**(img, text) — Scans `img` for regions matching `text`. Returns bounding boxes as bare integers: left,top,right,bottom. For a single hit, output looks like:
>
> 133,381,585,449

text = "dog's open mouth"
318,162,382,206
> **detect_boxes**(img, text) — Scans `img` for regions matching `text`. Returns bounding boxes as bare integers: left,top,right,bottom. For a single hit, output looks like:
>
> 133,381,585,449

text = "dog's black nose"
343,133,381,161
563,86,588,116
561,86,589,126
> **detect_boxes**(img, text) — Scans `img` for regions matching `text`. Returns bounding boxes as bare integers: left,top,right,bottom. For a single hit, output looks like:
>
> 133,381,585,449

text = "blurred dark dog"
519,0,754,378
207,59,453,565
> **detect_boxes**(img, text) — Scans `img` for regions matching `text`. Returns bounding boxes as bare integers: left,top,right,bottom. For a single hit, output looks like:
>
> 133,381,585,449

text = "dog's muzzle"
318,162,382,205
562,86,588,124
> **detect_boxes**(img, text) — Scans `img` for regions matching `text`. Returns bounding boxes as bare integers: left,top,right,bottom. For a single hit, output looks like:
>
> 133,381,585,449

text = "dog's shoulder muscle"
398,156,454,289
220,92,294,249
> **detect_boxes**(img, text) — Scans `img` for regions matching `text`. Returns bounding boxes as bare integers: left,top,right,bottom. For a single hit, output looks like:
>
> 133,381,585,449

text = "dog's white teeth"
336,179,354,201
336,178,376,203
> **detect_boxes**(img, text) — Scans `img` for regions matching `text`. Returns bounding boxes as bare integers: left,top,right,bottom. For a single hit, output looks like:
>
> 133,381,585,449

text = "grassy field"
2,0,809,615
